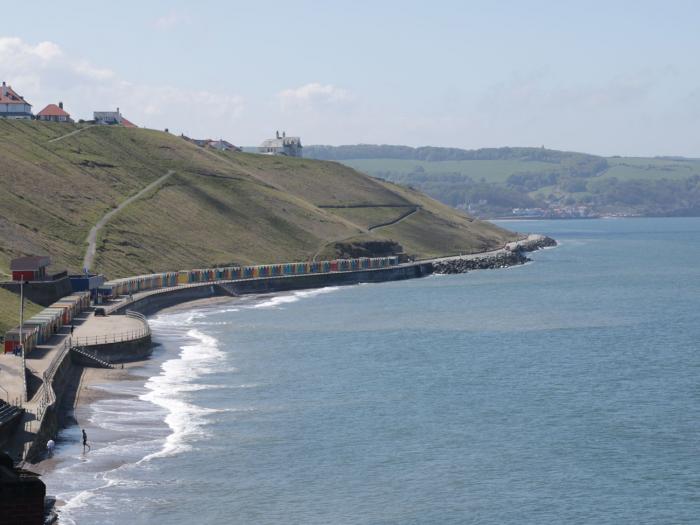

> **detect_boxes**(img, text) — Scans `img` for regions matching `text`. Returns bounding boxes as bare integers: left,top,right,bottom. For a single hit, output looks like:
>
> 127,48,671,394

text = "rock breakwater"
432,251,529,274
432,234,557,274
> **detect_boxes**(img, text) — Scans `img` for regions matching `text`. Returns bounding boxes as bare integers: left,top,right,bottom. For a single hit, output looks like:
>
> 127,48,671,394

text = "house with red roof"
37,102,73,123
0,81,32,119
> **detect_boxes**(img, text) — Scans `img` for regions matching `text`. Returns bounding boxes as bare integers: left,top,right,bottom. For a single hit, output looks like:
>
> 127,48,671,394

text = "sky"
1,0,699,156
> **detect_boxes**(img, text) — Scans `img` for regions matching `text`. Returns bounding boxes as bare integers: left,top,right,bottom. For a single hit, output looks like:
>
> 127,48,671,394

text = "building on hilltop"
0,81,32,119
94,108,122,125
37,102,73,123
208,139,240,152
93,107,137,127
120,117,137,128
259,130,302,157
181,135,241,152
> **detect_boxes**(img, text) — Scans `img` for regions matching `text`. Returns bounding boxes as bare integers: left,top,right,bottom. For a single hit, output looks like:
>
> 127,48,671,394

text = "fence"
71,311,150,347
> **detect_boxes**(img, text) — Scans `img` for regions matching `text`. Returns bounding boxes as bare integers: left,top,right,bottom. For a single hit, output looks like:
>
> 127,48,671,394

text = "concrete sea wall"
119,263,434,317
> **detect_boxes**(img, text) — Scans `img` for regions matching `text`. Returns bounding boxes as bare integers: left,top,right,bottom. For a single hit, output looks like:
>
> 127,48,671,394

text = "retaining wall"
0,277,73,307
119,263,433,316
70,335,152,364
24,347,79,462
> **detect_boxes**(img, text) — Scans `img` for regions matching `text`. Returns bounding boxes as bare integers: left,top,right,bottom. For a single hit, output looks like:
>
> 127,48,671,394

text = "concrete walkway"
82,170,174,270
427,234,547,264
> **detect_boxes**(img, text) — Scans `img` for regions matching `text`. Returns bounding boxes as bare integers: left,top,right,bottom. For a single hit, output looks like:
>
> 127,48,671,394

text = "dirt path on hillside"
82,170,174,270
368,206,420,231
47,125,96,143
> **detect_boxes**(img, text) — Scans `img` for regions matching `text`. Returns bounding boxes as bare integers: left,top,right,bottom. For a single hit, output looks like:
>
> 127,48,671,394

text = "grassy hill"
0,288,42,336
304,145,700,217
0,121,516,282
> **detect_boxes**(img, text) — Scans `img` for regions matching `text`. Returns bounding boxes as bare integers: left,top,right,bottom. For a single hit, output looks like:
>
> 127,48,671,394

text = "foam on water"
249,286,340,309
139,328,227,462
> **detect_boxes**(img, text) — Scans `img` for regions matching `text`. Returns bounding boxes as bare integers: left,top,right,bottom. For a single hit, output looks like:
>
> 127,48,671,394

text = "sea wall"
24,349,79,462
118,263,433,316
70,336,152,365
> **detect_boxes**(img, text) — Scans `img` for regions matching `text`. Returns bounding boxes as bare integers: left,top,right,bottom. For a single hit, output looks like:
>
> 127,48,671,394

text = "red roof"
120,117,137,128
37,103,70,117
0,83,30,105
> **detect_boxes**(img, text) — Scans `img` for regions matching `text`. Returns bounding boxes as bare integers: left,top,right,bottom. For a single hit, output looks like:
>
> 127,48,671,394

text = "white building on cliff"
259,131,302,157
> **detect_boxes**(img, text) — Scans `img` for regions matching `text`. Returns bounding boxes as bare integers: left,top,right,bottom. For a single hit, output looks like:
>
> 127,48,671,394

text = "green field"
305,146,700,217
601,157,700,181
342,158,558,184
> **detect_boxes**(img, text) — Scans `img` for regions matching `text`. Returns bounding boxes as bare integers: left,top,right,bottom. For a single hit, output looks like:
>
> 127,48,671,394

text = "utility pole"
19,280,27,403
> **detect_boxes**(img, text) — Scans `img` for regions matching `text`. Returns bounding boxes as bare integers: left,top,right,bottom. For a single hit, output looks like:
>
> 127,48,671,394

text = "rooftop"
37,103,70,117
0,82,31,106
10,256,51,271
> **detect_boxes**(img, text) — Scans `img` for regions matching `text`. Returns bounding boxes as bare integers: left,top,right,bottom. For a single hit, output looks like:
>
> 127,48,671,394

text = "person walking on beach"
46,439,55,458
82,429,90,452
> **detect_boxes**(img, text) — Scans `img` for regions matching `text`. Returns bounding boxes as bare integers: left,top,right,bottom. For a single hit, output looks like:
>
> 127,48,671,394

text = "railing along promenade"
71,310,150,346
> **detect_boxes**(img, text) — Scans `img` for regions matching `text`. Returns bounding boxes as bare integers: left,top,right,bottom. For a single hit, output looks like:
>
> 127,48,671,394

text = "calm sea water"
44,218,700,524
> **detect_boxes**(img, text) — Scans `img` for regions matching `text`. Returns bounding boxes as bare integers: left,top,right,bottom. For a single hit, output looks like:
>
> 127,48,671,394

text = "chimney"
58,101,63,109
276,130,280,139
283,131,286,138
1,81,6,97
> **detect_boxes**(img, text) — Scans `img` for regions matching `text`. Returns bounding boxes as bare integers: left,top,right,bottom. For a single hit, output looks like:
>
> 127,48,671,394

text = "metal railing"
72,326,150,346
71,346,114,369
72,312,150,347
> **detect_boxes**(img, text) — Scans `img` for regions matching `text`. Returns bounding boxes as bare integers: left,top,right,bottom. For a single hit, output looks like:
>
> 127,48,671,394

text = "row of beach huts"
3,256,400,355
101,256,400,296
3,292,90,355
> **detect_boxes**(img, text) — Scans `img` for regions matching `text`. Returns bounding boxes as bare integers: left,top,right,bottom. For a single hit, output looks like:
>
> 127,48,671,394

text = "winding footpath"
82,170,174,270
47,125,96,144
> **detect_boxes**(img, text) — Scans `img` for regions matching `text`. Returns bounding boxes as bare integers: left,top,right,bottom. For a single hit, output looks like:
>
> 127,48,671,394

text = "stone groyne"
432,235,557,275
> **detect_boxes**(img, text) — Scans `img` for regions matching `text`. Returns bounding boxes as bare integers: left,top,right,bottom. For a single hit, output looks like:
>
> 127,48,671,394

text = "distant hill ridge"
305,144,700,218
305,144,604,163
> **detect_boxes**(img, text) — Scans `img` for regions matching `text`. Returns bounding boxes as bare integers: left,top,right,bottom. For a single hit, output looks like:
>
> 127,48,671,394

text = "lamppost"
19,280,27,403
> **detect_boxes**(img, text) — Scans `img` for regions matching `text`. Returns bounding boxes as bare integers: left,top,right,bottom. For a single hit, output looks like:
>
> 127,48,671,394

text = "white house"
0,82,32,119
259,131,303,157
94,108,122,125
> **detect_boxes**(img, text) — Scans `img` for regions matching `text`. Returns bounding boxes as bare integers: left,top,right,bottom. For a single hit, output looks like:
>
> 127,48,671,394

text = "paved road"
82,170,174,270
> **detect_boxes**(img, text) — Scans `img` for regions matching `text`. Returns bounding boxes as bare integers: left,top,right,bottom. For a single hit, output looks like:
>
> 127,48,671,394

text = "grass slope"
0,288,42,336
0,121,516,280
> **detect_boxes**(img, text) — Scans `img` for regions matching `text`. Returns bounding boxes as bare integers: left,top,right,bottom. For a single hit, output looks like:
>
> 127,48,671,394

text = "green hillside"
304,145,700,217
0,288,42,336
0,121,516,281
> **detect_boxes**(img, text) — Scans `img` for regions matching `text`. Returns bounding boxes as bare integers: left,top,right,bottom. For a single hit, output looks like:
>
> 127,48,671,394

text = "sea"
41,217,700,524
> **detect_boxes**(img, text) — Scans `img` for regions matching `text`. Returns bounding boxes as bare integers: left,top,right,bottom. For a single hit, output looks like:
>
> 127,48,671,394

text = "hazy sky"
1,1,699,156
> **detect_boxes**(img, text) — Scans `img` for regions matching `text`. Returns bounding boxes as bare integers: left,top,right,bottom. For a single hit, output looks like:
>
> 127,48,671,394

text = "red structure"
36,102,72,122
10,256,50,282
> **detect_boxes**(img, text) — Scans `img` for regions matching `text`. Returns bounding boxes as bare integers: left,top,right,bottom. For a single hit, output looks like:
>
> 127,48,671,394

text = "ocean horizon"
41,217,700,524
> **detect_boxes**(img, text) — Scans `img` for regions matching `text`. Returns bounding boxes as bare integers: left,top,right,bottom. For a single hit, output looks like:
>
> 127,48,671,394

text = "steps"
70,346,115,369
